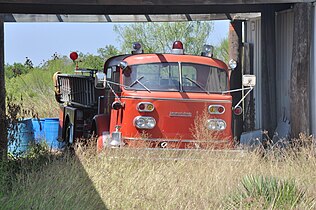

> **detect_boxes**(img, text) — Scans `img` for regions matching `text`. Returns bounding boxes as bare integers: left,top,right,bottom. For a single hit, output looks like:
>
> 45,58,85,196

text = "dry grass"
2,138,316,210
2,96,316,209
82,147,316,209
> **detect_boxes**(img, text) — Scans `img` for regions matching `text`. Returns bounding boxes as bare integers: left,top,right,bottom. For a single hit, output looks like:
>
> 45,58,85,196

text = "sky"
4,20,229,66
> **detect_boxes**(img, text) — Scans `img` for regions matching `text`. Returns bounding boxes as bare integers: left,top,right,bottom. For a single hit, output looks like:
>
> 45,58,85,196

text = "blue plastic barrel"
8,118,35,155
44,118,63,149
32,118,45,143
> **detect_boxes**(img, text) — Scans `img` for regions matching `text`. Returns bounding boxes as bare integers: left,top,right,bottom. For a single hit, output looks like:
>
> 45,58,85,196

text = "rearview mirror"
119,61,128,70
95,72,106,89
242,75,256,87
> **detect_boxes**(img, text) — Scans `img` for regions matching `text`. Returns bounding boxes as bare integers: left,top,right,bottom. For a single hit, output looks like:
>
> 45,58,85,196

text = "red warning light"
172,41,184,50
70,52,78,61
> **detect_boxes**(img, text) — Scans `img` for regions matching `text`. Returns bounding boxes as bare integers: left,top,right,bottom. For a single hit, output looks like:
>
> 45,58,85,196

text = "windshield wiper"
129,76,151,93
185,77,209,94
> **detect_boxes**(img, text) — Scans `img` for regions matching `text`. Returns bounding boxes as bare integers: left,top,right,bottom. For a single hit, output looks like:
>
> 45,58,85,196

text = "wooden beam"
0,0,312,5
0,3,292,15
261,5,277,136
229,20,243,139
290,3,312,137
0,14,7,158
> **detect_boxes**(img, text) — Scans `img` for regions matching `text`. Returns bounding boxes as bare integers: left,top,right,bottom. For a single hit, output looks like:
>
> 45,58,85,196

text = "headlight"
206,119,226,131
133,116,156,129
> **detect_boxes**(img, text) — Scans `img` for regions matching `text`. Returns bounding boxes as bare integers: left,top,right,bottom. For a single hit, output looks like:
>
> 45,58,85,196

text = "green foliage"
114,21,213,55
97,44,121,60
40,55,73,73
225,175,313,209
214,37,229,63
5,57,75,117
77,53,104,70
5,63,30,79
0,158,11,198
25,141,49,159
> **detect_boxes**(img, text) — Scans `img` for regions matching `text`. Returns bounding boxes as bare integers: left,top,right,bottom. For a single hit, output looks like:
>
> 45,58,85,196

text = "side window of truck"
106,67,112,79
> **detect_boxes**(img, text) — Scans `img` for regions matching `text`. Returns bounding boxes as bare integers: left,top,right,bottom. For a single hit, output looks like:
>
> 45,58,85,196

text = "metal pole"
0,14,7,158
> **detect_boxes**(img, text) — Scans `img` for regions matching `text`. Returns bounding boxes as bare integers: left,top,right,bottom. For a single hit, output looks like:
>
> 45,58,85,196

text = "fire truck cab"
53,41,255,150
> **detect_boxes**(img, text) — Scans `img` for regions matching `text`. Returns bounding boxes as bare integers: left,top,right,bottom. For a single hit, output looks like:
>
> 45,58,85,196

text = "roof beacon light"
201,44,214,57
172,41,184,55
132,42,143,54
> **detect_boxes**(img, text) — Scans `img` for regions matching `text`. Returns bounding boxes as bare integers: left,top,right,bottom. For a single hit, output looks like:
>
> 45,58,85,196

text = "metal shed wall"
246,18,262,129
275,10,293,122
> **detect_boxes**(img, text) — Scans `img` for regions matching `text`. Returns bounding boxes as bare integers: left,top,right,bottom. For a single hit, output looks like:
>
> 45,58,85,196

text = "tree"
78,53,104,70
213,37,229,63
97,45,121,60
74,45,121,70
5,63,29,79
113,22,213,55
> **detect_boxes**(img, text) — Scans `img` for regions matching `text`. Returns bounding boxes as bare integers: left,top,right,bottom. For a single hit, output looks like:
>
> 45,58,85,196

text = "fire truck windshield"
123,62,228,93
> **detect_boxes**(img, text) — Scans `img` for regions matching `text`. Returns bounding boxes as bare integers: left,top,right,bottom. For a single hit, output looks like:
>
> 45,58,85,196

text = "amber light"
137,102,155,112
208,105,225,114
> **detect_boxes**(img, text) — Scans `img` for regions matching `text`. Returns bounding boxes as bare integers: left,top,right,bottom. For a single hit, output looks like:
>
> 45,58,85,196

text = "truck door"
102,66,121,115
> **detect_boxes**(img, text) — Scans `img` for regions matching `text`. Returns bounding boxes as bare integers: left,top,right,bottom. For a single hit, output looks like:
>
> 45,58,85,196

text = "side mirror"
95,72,106,89
119,61,128,70
242,75,256,87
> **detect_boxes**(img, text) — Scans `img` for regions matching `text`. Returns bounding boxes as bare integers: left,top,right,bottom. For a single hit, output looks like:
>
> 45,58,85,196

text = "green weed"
224,175,314,209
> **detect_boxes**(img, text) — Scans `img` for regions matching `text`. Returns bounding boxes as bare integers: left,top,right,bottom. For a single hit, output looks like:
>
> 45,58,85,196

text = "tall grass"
1,140,316,209
5,59,74,117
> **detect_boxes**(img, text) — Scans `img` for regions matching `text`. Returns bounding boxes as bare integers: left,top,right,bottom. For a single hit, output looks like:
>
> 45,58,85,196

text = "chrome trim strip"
121,96,232,103
124,137,231,144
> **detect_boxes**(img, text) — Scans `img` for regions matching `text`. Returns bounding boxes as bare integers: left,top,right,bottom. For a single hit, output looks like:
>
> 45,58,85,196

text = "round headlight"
206,119,226,131
134,116,156,129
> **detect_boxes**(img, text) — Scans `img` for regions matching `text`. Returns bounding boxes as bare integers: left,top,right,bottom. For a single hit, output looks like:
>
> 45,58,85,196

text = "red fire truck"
53,41,255,150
